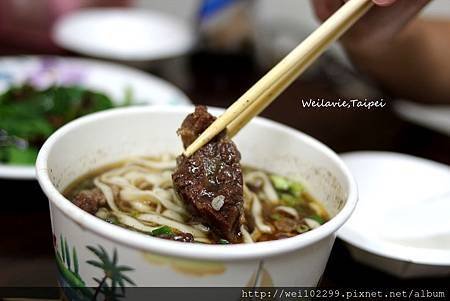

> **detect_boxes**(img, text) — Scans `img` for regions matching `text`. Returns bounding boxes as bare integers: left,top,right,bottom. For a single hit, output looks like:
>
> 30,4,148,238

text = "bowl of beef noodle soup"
36,106,357,290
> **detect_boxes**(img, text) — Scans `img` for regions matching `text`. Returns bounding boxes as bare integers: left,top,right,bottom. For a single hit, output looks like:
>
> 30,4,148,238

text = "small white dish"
53,8,195,61
0,56,191,180
394,99,450,136
338,151,450,278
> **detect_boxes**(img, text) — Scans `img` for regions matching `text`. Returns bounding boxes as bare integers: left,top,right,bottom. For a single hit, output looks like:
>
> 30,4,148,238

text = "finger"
311,0,329,21
342,0,431,46
312,0,344,21
373,0,397,6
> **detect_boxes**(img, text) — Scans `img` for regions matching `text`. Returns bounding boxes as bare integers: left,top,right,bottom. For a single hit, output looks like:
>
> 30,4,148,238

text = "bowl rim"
36,105,358,261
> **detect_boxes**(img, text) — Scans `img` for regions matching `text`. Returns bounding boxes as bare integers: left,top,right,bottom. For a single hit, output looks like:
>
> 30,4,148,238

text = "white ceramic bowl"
339,151,450,278
36,106,357,291
53,8,194,61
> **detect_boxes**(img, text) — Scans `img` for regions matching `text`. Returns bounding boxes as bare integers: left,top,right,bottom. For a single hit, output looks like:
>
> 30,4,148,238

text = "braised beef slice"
177,105,224,148
72,188,105,214
172,106,244,242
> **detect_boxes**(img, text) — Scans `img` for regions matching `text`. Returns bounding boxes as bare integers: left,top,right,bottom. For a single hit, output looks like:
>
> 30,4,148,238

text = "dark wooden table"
0,51,449,290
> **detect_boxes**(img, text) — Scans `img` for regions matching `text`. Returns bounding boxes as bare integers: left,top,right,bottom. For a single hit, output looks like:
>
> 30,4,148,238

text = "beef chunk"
72,188,105,214
172,106,244,243
274,217,298,233
177,105,221,148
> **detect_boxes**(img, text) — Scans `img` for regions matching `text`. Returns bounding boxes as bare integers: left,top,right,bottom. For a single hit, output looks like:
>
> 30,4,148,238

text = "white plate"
0,56,191,180
53,8,195,61
394,99,450,136
338,151,450,278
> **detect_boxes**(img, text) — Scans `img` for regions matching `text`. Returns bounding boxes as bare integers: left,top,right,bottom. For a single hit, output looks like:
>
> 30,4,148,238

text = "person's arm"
313,0,450,104
346,18,450,104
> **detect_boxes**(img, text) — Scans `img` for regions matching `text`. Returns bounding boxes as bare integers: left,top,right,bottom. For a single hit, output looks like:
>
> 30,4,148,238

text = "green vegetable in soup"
105,215,119,225
270,174,304,206
309,214,325,225
296,224,310,233
152,226,173,236
280,193,299,207
288,181,303,197
269,175,290,191
270,213,282,221
218,239,230,244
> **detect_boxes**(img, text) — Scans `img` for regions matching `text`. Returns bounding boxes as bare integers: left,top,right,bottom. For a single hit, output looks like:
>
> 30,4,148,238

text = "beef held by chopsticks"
172,106,244,243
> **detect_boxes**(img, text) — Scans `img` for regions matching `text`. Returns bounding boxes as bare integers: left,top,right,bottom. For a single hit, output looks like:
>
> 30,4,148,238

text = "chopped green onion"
289,181,303,197
218,239,230,244
152,226,173,236
270,213,281,221
270,174,304,205
270,175,290,191
105,215,119,225
280,193,298,207
296,224,310,233
309,214,324,225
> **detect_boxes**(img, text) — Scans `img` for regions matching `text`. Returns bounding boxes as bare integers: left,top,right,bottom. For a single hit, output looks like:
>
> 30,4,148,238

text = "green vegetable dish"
0,85,131,165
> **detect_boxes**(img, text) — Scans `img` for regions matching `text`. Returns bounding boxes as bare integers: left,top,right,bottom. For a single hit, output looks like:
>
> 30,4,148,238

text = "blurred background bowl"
52,8,195,63
339,151,450,278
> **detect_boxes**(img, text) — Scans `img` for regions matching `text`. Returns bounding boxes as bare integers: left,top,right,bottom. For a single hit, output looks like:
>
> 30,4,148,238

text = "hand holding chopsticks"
184,0,374,157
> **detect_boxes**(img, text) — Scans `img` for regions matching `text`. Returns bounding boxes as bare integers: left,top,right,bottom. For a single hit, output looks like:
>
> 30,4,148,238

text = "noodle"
250,191,273,234
128,201,154,213
244,171,279,204
305,218,321,229
113,212,158,232
94,178,119,212
137,213,208,238
161,210,185,222
241,225,254,243
275,206,299,219
243,185,253,211
126,157,177,170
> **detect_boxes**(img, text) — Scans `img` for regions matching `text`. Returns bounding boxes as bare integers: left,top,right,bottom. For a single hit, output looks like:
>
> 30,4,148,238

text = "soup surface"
65,155,329,244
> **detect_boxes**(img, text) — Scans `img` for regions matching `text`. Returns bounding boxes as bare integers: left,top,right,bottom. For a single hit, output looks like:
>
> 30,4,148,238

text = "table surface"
0,51,449,290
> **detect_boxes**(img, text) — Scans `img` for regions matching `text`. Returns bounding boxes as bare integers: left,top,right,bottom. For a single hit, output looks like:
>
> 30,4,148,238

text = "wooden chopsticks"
184,0,373,157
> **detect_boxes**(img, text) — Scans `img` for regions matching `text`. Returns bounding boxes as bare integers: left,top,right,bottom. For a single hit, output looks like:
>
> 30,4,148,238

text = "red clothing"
0,0,131,53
